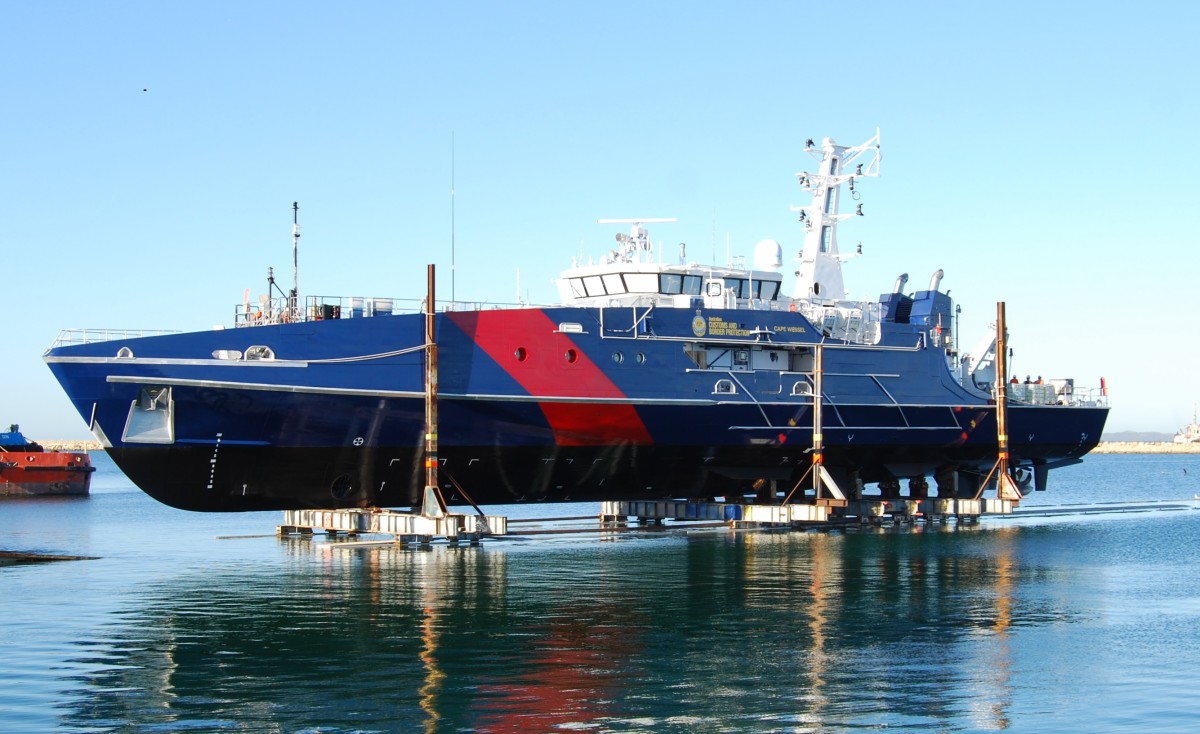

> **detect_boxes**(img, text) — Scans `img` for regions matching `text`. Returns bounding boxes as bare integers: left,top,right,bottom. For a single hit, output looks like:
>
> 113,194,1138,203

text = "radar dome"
754,239,783,271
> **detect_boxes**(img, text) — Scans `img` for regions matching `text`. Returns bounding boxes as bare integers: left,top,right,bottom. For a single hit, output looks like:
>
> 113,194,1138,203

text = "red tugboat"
1,424,94,497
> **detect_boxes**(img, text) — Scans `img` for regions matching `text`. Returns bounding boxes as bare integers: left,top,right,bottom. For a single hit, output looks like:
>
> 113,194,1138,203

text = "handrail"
233,294,547,327
51,328,182,347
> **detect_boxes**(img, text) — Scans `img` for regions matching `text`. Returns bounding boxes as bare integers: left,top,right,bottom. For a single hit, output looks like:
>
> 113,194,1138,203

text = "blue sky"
3,1,1197,439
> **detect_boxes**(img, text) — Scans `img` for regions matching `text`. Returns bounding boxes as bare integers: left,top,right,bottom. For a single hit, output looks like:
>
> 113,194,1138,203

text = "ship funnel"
893,273,909,294
928,269,944,292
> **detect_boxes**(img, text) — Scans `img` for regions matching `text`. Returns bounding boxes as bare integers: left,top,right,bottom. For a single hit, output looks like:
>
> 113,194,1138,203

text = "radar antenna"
597,218,677,264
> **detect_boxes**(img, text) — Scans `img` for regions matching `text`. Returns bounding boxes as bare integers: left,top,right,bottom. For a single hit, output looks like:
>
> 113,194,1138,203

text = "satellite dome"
754,239,783,271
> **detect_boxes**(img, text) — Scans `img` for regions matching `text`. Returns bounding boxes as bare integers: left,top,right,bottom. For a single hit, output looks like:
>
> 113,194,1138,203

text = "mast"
292,201,300,318
791,131,880,302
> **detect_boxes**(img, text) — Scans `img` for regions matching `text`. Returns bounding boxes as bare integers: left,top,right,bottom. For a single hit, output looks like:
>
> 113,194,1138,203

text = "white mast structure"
790,131,881,303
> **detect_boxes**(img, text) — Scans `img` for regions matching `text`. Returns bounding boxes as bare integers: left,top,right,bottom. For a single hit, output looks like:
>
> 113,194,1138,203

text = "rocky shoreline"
1090,441,1200,454
36,440,1200,454
39,441,103,452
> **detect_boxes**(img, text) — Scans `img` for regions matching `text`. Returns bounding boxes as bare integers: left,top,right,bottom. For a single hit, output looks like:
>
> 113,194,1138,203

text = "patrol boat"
43,133,1109,511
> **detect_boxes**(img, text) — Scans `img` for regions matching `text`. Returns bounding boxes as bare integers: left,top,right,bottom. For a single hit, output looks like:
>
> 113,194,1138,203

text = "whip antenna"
292,201,300,319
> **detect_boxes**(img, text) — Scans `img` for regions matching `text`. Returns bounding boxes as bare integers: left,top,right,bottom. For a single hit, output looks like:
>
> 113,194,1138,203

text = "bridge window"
660,273,683,295
602,273,627,294
756,281,780,300
583,276,606,297
623,272,657,293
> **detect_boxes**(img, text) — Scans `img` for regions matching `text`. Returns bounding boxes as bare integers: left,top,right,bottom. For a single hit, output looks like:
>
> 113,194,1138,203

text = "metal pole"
995,302,1009,469
812,344,825,499
292,202,299,319
423,264,446,515
975,301,1020,502
994,302,1017,500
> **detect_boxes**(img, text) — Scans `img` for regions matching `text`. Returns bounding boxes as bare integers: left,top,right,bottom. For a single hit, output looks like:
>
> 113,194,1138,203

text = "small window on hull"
245,345,275,361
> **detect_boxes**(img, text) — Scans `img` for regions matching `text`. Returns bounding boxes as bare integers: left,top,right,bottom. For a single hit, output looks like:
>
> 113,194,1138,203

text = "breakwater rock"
38,441,103,452
1091,442,1200,454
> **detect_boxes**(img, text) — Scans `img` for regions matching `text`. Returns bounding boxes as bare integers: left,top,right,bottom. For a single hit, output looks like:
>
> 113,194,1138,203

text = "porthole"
515,347,528,361
565,348,578,364
612,352,624,364
636,352,647,365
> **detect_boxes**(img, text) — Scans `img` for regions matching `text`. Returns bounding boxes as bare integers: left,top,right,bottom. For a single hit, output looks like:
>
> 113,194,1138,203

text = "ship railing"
794,300,883,345
51,328,182,347
999,381,1109,408
232,295,546,327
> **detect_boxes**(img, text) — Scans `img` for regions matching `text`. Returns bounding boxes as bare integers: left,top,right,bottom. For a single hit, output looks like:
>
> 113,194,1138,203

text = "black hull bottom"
107,431,1105,512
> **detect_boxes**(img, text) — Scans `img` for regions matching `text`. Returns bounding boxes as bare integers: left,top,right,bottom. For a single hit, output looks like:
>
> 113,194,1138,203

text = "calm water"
2,454,1199,733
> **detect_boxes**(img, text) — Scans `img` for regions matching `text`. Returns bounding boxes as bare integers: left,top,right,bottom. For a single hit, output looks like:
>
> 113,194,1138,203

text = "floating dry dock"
277,496,1018,544
276,496,1200,544
279,507,507,546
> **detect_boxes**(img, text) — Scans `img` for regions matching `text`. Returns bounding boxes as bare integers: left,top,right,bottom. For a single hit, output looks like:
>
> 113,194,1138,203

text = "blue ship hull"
44,303,1108,511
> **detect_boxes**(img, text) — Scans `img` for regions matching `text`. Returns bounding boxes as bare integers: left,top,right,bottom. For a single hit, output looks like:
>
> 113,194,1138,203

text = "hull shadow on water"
60,524,1080,732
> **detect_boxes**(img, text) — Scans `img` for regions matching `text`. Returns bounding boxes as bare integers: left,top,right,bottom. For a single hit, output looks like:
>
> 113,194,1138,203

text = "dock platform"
275,495,1031,545
278,508,507,545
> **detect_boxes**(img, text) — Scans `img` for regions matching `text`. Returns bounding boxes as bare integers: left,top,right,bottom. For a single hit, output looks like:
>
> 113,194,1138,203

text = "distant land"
1101,431,1175,443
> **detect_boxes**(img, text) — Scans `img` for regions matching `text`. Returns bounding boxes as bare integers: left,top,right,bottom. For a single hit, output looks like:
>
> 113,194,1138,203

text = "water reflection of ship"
60,532,1058,731
736,527,1020,730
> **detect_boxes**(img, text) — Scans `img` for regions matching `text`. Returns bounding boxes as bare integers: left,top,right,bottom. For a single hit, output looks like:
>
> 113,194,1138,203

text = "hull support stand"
975,301,1020,508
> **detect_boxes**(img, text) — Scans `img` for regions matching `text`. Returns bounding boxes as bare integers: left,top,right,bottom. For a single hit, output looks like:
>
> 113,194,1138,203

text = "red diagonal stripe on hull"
448,310,654,446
